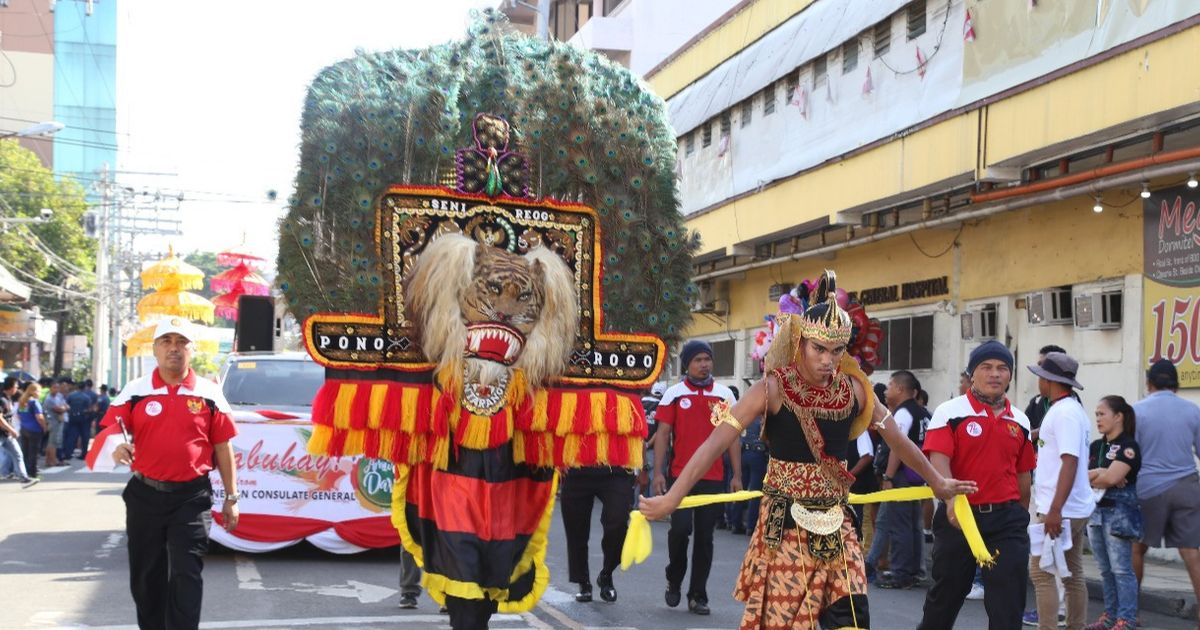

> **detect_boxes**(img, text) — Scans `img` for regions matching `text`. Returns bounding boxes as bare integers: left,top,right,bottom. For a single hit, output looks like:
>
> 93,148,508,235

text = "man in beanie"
1132,359,1200,620
651,339,741,615
107,318,239,630
1027,352,1093,630
918,340,1037,630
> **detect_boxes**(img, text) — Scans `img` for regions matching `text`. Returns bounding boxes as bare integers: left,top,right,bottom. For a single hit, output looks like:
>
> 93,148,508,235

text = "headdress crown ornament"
800,270,853,345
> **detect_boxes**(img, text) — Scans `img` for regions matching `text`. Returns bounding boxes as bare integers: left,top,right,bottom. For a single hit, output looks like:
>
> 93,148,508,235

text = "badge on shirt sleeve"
680,398,692,410
965,421,983,437
186,398,203,414
145,401,163,417
1123,447,1136,459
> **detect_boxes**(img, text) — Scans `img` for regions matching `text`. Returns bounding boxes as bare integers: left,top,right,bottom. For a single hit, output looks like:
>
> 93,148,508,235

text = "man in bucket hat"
1027,352,1094,630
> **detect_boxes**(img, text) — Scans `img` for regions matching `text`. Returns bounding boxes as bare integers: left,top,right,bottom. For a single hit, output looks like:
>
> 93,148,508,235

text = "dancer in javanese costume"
641,271,977,630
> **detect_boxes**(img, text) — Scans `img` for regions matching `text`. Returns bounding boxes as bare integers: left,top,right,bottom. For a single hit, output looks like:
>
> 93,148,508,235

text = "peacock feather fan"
276,9,698,342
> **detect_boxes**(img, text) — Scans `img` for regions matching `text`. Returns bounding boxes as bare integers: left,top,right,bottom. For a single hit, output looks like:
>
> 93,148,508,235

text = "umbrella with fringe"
140,246,204,291
136,290,215,324
125,323,220,357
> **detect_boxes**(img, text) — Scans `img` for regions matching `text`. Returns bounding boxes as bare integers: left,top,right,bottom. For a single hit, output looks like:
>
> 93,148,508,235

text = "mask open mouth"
464,323,526,365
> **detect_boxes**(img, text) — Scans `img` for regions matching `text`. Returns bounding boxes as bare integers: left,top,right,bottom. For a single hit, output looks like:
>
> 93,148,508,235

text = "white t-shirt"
893,407,914,437
1034,396,1095,519
855,432,873,459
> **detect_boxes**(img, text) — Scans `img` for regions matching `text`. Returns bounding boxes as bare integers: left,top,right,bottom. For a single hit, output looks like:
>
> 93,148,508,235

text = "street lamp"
0,121,66,139
0,209,53,225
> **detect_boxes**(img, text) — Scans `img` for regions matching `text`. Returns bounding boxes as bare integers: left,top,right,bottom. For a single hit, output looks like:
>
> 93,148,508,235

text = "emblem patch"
679,398,692,410
1123,447,1136,459
186,398,203,414
966,421,983,437
145,401,163,417
1007,424,1019,438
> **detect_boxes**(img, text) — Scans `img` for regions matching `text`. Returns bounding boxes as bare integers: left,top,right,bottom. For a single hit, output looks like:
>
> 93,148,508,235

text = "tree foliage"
0,140,96,337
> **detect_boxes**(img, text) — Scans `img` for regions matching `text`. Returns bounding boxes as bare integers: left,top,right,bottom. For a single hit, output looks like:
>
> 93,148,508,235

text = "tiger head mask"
406,233,579,413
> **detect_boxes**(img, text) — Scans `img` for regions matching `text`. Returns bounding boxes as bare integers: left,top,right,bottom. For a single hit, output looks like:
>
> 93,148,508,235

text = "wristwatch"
881,475,893,482
225,492,240,503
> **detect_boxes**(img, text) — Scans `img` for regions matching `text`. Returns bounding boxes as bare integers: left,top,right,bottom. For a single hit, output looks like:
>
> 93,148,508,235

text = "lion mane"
406,233,579,392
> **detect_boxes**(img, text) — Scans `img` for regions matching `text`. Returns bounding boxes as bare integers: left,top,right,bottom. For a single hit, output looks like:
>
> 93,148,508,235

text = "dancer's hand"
639,493,680,522
933,476,977,503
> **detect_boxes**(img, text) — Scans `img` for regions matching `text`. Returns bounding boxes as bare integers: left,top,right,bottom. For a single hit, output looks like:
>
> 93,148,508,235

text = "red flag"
915,46,927,78
862,66,874,95
963,9,976,42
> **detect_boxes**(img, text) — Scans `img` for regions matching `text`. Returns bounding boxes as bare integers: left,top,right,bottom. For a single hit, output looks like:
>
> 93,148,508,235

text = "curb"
1085,576,1197,621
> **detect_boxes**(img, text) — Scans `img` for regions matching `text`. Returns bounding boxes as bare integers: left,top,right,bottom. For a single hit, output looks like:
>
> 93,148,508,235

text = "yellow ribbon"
622,488,995,570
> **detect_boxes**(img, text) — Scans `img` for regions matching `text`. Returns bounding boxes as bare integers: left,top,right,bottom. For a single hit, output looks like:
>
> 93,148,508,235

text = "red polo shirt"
101,368,237,482
923,391,1036,505
655,380,736,481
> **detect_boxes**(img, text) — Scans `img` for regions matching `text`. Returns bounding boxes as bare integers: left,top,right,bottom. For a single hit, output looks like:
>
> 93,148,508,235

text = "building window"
701,121,713,148
873,19,891,57
762,84,776,115
814,55,827,84
907,0,927,40
842,39,859,73
710,339,736,377
785,71,798,104
879,314,934,371
719,112,731,137
740,98,753,127
685,132,695,155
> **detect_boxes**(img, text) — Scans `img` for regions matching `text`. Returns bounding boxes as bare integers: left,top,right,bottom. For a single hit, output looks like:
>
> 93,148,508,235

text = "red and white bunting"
862,66,874,96
964,9,976,42
717,134,730,157
916,46,928,79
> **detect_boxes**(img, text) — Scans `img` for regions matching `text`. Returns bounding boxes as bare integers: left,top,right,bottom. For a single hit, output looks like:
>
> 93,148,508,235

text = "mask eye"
518,291,531,302
487,282,502,295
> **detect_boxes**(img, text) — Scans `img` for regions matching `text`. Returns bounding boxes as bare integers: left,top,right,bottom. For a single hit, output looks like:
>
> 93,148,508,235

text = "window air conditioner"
1026,288,1073,326
1074,291,1123,330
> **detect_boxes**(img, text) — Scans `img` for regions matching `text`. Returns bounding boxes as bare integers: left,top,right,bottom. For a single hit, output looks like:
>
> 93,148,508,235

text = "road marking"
233,554,397,603
40,465,70,475
535,586,585,630
83,532,125,571
36,614,530,629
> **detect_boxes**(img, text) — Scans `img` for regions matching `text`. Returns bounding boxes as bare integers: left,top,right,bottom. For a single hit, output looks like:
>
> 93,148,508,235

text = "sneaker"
875,575,915,590
397,594,418,609
1083,613,1115,630
20,477,39,488
965,583,985,600
924,528,934,543
1023,610,1039,626
1107,620,1133,630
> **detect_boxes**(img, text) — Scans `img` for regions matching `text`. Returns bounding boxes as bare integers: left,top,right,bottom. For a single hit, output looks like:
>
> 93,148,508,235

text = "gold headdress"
799,270,853,345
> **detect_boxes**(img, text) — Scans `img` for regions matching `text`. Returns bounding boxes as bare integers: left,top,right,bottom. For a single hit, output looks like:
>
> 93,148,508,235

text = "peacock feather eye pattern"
277,8,698,343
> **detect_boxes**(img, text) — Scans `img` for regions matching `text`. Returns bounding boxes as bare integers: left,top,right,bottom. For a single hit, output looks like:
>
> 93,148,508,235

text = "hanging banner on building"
1143,184,1200,388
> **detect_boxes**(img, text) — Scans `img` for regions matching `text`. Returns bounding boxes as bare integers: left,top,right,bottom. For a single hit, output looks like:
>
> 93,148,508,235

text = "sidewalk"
1081,552,1197,621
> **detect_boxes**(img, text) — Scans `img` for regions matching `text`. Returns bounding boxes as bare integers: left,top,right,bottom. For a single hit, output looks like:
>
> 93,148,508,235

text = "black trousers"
918,502,1030,630
446,595,498,630
123,476,212,630
665,478,724,603
560,468,634,585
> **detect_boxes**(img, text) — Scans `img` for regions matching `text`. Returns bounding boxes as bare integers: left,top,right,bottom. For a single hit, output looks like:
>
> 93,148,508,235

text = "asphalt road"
1,464,1194,629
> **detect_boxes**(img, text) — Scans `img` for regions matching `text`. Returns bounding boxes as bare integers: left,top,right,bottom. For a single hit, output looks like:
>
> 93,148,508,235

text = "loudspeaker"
235,295,275,352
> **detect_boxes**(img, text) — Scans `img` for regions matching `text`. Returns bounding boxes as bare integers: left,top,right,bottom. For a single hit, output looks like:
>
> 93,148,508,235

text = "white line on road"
83,532,125,571
232,553,396,603
36,613,530,629
40,465,71,475
535,586,584,630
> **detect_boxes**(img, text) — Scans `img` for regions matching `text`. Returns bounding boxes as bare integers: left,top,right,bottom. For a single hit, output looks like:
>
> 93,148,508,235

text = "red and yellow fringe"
307,374,647,470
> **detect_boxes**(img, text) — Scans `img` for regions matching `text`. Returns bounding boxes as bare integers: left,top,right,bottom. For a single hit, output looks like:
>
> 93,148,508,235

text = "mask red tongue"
475,335,511,363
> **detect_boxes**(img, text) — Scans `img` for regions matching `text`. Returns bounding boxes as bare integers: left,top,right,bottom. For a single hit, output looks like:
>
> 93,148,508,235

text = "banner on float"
1143,184,1200,388
209,422,395,519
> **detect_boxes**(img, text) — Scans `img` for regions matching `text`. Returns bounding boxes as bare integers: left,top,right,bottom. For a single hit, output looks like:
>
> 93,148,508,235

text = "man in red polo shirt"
109,319,239,630
917,340,1036,630
651,340,741,616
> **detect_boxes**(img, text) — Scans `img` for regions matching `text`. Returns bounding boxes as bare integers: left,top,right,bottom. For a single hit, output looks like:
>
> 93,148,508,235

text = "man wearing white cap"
104,318,239,630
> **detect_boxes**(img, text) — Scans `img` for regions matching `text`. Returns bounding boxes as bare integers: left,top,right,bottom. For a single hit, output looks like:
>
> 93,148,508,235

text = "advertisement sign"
1143,185,1200,387
211,422,394,521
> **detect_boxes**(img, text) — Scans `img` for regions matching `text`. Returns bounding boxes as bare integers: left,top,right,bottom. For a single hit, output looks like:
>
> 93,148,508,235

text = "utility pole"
537,0,550,41
91,164,110,386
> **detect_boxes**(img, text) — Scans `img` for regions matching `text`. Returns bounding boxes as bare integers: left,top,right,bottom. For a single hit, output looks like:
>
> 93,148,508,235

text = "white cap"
650,382,667,397
154,317,195,342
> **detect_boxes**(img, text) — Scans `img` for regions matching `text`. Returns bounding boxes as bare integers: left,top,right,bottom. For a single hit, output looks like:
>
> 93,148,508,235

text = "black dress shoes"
575,583,593,603
597,573,617,602
688,598,711,615
664,586,681,608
